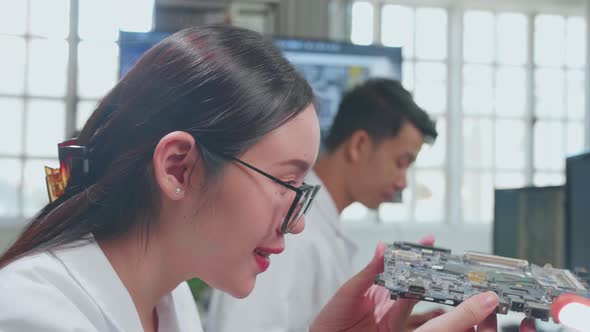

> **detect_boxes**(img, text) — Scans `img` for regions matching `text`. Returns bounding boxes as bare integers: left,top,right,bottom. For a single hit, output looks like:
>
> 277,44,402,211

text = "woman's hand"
311,241,537,332
405,309,444,331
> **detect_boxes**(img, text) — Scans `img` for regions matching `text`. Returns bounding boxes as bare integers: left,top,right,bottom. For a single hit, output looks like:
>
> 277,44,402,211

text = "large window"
349,1,587,224
532,15,586,186
0,0,153,224
0,0,70,221
461,12,528,223
381,6,448,224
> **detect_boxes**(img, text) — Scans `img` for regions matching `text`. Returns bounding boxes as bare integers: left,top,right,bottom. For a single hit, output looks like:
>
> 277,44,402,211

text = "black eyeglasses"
228,156,321,234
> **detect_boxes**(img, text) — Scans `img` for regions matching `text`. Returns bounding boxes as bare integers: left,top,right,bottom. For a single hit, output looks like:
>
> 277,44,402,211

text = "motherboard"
375,242,590,322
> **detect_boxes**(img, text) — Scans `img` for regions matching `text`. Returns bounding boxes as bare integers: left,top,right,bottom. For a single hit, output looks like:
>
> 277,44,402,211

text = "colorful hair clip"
44,139,90,203
44,165,66,203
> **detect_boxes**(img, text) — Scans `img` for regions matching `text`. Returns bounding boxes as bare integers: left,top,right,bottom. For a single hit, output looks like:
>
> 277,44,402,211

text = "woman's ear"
153,131,200,200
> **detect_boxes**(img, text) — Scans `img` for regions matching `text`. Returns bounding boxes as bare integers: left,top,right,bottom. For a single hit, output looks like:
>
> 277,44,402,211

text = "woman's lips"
253,252,270,272
253,247,284,272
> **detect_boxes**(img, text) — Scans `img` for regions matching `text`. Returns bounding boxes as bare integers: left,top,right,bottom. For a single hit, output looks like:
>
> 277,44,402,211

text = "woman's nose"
288,216,306,235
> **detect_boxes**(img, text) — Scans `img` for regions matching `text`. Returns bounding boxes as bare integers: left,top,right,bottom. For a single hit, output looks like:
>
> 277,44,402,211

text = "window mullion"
586,5,590,148
525,13,535,184
65,0,79,138
18,0,34,220
373,0,381,45
446,4,463,225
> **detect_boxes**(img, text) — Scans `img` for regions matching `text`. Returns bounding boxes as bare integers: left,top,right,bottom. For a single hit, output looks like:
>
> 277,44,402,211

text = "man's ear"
153,131,200,200
345,130,371,164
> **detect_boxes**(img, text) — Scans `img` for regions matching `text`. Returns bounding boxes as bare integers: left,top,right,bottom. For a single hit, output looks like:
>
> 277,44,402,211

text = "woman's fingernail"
374,240,383,257
480,292,498,310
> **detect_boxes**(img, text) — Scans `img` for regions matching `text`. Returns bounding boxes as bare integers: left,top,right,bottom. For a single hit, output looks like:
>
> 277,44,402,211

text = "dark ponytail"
0,25,313,268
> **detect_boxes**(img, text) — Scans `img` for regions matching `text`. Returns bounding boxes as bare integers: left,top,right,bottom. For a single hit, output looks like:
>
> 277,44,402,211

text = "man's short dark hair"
324,78,438,151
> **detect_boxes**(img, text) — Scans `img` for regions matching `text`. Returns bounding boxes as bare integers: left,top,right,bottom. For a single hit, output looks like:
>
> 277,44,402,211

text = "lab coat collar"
51,237,144,332
306,170,340,231
306,170,358,257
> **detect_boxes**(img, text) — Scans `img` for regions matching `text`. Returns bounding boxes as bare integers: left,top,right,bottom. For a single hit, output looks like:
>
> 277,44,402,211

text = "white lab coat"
207,171,358,332
0,237,203,332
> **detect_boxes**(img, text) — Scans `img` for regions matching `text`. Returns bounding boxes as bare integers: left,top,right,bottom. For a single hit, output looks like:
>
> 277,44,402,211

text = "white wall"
0,221,493,260
1,220,494,261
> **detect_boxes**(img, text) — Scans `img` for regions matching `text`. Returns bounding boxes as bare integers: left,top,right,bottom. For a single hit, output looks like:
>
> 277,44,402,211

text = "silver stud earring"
175,188,182,195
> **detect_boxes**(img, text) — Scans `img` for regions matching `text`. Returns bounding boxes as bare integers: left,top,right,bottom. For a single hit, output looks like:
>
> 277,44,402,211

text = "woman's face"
178,105,320,298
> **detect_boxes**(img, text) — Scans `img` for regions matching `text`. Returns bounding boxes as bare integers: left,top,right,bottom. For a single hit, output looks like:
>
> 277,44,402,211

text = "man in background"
207,78,439,332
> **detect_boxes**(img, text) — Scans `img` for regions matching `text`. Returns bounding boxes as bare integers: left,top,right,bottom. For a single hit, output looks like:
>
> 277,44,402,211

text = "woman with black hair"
0,26,530,332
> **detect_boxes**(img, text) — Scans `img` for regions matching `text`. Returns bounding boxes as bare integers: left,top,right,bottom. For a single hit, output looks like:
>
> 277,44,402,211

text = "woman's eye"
278,181,297,196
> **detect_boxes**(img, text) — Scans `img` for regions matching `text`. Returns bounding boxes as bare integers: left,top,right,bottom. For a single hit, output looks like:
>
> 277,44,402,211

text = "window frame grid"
349,0,588,224
0,0,78,223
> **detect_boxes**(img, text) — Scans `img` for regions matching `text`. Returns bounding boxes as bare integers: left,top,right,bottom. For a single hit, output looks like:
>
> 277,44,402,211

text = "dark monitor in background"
493,186,566,268
566,151,590,270
118,32,402,146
